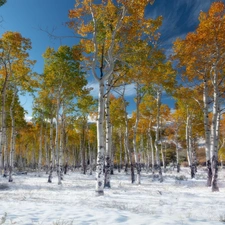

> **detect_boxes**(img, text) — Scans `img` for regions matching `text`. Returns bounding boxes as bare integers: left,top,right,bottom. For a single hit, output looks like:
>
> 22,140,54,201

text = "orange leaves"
198,11,207,22
80,39,94,54
0,31,31,59
173,1,225,83
69,8,85,19
121,0,153,19
208,2,225,19
72,44,83,61
68,0,161,56
78,22,94,37
0,31,35,91
109,95,126,128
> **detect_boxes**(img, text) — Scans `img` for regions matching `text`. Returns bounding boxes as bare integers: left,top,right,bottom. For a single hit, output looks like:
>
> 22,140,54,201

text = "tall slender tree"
173,1,225,191
69,0,162,195
0,31,35,175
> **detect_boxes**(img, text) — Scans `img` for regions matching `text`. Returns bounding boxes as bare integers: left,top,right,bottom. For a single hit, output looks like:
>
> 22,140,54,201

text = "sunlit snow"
0,167,225,225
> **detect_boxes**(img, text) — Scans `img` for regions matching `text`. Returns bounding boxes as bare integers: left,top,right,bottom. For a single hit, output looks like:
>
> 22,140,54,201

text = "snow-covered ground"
0,167,225,225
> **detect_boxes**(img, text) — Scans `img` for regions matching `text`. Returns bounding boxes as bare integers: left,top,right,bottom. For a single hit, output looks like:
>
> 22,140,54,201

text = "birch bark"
202,74,212,186
210,66,219,192
0,70,9,175
104,78,112,188
133,83,142,184
154,88,163,182
8,86,17,182
175,130,180,173
58,104,64,184
38,118,43,177
123,93,134,183
48,117,54,183
44,123,49,174
160,119,166,172
55,94,61,185
95,80,105,194
88,1,127,195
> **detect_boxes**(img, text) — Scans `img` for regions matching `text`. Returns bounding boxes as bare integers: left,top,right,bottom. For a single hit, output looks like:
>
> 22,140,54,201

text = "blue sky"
0,0,219,117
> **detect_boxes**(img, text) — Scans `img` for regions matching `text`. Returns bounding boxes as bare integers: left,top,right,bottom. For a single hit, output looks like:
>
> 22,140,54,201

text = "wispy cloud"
86,82,99,98
112,83,136,98
25,115,32,122
147,0,215,56
87,82,136,99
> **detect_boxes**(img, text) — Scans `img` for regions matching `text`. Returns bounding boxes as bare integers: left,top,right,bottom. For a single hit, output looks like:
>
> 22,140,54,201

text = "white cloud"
25,115,32,122
87,82,136,99
86,82,99,98
112,83,136,98
88,114,97,123
147,0,215,53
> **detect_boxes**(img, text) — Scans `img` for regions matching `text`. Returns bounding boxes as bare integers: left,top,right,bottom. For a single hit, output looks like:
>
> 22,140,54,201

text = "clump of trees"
0,0,224,193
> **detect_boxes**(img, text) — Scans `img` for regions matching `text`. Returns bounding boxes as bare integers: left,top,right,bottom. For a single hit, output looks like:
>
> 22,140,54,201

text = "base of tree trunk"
64,164,68,174
211,156,219,192
206,160,212,187
191,165,195,179
212,185,219,192
104,182,111,188
95,190,104,196
163,167,166,173
124,163,128,174
157,165,163,182
137,174,141,185
131,163,135,183
159,172,163,183
177,163,180,173
136,163,141,184
104,156,111,188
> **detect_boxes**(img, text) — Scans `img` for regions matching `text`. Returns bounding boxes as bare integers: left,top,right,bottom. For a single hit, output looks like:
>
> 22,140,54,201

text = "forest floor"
0,167,225,225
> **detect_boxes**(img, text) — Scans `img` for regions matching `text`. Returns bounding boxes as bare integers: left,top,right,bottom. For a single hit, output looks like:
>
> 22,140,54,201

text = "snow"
0,168,225,225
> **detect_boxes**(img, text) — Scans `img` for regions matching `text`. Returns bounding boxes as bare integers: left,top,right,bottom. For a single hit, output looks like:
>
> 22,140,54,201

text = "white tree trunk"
203,76,212,186
0,68,10,175
55,95,61,185
210,66,219,191
95,80,105,195
44,123,49,174
154,89,163,182
38,119,43,177
9,86,17,182
121,86,134,181
133,83,141,184
48,117,54,183
175,130,180,173
149,128,155,176
0,89,7,175
186,112,191,167
104,78,112,188
3,136,8,177
88,141,93,175
119,129,122,173
58,105,64,184
160,120,166,172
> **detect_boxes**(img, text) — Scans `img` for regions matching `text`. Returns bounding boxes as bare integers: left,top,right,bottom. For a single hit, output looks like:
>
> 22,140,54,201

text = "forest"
0,0,225,202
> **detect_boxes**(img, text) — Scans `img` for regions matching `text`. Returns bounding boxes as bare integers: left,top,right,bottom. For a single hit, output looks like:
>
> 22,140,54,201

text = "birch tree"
42,45,87,184
173,2,225,191
0,31,34,175
69,0,161,195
